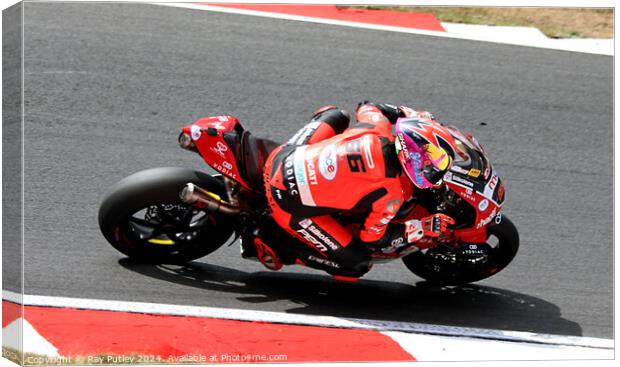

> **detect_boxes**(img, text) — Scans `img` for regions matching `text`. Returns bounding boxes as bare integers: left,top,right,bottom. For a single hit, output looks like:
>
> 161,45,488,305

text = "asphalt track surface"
11,3,613,338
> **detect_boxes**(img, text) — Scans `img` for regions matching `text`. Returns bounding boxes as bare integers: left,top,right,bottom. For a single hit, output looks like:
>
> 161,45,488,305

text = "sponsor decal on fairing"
463,243,485,256
483,172,499,198
213,162,237,179
468,168,481,178
450,165,470,175
307,255,340,269
211,141,228,158
450,174,474,188
476,207,498,229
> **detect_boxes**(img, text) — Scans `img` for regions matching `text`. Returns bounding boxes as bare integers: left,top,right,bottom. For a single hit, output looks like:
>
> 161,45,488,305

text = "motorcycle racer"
261,102,458,279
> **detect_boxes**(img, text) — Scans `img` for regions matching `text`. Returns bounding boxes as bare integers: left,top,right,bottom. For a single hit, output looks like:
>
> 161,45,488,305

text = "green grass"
343,6,614,38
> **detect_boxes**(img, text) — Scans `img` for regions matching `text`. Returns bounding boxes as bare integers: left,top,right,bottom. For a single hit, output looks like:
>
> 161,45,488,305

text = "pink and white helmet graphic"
394,117,457,189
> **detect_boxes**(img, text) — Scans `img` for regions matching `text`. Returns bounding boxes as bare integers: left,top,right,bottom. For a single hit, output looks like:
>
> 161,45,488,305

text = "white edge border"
2,290,613,350
155,3,613,56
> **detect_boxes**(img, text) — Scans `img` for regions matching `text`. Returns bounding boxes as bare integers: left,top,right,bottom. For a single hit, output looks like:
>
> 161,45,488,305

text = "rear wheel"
402,215,519,285
98,167,235,264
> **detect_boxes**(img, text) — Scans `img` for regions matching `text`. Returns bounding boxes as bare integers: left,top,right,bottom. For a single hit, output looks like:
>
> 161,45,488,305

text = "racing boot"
253,237,283,271
327,243,373,280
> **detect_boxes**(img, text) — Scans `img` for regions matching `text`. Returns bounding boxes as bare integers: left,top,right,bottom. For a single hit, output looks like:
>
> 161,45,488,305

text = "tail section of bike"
179,115,279,192
179,115,251,188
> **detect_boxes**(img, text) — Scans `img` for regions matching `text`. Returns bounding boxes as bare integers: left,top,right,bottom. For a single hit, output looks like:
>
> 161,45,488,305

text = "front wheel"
98,167,235,264
402,215,519,285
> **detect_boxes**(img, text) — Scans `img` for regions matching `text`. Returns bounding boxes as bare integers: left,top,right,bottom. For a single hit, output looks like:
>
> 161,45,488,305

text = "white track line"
382,331,614,361
155,3,613,56
2,290,612,350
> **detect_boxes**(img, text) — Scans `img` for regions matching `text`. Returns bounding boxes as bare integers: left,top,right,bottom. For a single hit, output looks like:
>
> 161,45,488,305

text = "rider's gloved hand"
403,214,455,243
421,213,455,238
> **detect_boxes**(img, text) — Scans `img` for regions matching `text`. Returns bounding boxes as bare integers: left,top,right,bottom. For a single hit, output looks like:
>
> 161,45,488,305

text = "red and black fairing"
371,126,506,261
181,116,249,187
441,126,505,243
180,116,279,192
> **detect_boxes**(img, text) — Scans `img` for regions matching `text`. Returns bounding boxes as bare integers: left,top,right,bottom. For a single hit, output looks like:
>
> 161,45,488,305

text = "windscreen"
451,135,488,178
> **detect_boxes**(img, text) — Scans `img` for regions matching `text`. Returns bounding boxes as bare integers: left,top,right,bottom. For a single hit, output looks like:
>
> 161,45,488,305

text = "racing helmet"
394,117,457,189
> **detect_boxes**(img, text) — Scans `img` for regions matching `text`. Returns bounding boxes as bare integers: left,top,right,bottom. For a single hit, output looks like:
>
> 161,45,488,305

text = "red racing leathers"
263,103,429,277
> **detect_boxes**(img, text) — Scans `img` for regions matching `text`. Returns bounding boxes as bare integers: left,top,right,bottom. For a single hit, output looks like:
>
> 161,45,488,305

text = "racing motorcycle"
98,115,519,285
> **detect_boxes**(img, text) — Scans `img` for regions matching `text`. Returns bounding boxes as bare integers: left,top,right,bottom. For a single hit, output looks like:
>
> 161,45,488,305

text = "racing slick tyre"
402,215,519,285
98,167,235,264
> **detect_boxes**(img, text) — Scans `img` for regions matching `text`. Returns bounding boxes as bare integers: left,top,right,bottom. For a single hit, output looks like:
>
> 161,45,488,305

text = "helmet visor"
421,144,450,184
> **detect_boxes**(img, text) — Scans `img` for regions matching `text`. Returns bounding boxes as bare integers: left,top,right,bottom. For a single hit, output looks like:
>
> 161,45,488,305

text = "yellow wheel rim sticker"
147,238,175,245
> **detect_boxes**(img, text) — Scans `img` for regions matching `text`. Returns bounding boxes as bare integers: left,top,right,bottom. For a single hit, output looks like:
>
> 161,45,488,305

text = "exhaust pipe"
180,183,242,215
